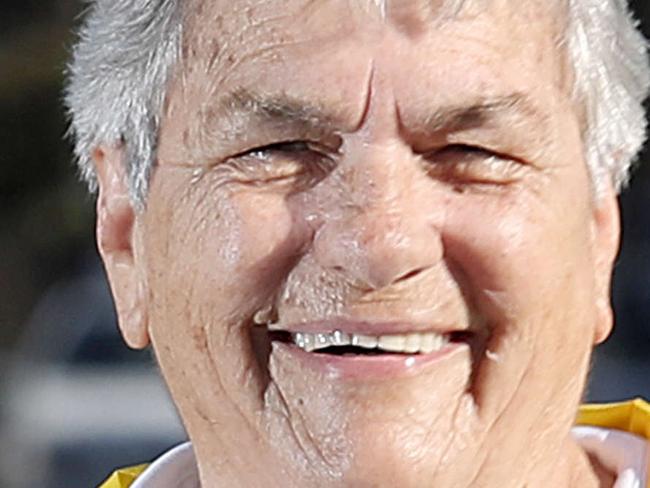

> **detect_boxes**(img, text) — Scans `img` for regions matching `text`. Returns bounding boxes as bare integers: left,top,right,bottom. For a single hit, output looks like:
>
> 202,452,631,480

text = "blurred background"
0,1,649,487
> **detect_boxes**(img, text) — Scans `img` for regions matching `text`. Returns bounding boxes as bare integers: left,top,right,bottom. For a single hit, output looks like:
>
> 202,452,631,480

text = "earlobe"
94,146,150,349
591,183,620,345
594,296,614,345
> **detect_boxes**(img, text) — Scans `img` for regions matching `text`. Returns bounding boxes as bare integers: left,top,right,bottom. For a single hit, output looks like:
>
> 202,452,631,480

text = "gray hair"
65,0,183,203
567,0,650,193
65,0,650,206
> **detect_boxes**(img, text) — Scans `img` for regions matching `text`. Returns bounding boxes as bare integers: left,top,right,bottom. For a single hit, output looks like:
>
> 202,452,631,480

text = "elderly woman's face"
110,0,619,486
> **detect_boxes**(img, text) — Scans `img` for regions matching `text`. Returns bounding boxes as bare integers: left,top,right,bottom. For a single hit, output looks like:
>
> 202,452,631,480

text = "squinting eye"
430,144,496,162
234,140,337,188
244,140,337,165
248,141,314,159
423,144,525,186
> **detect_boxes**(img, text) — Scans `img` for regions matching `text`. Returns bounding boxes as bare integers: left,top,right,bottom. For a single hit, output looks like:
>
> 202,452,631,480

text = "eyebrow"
419,93,550,134
213,89,341,142
205,89,550,151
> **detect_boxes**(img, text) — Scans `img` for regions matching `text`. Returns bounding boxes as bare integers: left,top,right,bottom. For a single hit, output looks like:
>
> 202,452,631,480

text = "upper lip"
266,318,470,336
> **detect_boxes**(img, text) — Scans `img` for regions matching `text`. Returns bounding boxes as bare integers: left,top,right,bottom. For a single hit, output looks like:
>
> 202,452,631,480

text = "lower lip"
273,341,470,380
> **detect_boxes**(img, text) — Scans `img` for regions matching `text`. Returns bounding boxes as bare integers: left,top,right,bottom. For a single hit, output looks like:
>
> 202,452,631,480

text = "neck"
190,426,615,488
543,437,614,488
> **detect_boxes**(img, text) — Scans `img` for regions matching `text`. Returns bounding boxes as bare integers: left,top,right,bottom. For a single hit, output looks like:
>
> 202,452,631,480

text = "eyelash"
248,141,314,157
426,144,497,159
245,142,493,160
232,140,337,187
240,141,521,185
423,144,525,185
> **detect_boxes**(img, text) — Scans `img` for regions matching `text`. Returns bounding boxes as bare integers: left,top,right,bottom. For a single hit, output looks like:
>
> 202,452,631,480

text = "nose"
313,165,443,291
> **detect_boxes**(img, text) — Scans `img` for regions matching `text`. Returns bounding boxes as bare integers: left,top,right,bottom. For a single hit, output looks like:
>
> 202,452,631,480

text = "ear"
94,146,150,349
591,181,620,345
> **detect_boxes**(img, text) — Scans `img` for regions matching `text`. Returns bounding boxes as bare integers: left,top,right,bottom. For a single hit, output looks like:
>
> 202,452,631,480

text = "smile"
290,330,451,354
258,319,478,379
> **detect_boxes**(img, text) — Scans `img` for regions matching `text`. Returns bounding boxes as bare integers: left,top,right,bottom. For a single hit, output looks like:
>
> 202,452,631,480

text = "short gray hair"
65,0,650,206
567,0,650,193
65,0,182,204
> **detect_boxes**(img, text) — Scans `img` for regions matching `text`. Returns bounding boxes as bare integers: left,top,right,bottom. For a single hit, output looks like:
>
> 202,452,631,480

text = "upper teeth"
292,330,448,354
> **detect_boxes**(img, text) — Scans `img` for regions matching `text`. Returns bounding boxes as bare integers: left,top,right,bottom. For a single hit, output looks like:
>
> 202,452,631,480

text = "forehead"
184,0,562,20
166,0,569,161
180,0,566,94
184,0,564,42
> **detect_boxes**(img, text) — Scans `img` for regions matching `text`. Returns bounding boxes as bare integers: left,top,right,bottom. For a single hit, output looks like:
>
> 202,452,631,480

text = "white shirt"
131,427,649,488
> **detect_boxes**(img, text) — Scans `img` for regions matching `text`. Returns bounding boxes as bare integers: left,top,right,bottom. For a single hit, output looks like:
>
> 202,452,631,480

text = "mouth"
268,328,474,356
256,321,477,380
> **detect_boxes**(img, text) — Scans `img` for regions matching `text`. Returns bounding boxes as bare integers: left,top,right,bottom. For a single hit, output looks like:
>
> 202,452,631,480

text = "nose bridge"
337,140,420,245
344,137,413,209
314,142,444,290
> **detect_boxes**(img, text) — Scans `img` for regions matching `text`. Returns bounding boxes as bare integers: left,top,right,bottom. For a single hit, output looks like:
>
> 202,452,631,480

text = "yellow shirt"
100,398,650,488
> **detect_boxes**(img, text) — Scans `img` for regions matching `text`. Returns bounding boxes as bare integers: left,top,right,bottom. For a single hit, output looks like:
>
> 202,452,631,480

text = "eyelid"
422,143,528,186
445,143,536,167
428,144,499,158
242,138,341,159
260,140,318,152
427,143,535,170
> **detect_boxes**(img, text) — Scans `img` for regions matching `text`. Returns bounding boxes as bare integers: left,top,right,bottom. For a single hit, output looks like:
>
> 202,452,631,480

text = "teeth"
404,333,421,353
420,333,436,353
291,331,449,354
332,330,350,346
294,332,316,352
377,335,406,352
354,334,378,349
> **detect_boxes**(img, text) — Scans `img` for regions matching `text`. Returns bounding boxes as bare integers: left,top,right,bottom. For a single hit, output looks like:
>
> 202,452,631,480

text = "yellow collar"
576,398,650,441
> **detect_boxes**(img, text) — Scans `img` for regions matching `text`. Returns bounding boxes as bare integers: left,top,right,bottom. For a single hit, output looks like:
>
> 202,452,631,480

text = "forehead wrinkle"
181,3,364,104
181,1,302,77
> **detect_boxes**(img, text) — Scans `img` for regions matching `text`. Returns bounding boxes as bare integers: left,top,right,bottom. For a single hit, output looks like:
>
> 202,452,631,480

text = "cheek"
441,191,596,327
145,174,311,330
230,191,305,268
142,178,313,413
443,190,597,424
